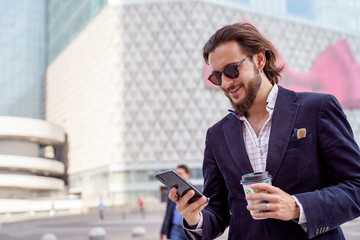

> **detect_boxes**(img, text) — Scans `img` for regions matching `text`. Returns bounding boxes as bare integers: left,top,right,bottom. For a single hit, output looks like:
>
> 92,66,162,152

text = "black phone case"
155,170,208,204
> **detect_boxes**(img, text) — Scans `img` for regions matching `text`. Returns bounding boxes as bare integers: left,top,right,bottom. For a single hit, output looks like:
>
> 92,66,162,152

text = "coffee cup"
240,171,272,219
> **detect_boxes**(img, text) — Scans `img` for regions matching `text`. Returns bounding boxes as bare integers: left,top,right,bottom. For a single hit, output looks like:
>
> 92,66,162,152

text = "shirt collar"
266,84,278,111
228,84,279,118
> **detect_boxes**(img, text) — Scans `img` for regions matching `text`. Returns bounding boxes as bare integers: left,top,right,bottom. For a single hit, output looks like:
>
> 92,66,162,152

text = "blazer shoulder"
209,113,235,130
296,91,333,101
279,86,338,107
295,91,342,111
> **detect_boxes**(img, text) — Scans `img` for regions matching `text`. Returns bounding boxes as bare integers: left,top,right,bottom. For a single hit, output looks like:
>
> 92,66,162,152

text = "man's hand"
168,187,208,227
246,183,300,220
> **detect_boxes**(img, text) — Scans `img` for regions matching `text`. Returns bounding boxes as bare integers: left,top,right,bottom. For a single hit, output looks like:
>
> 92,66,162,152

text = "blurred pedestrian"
98,199,105,221
49,201,56,217
138,197,145,218
160,164,191,240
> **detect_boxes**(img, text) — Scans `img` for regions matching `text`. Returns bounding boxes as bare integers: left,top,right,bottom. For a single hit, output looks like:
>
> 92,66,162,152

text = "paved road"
0,208,359,239
0,208,161,240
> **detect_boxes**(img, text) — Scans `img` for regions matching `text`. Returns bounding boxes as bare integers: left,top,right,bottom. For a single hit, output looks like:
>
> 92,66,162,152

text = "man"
169,23,360,239
98,199,105,221
161,165,192,240
138,197,145,218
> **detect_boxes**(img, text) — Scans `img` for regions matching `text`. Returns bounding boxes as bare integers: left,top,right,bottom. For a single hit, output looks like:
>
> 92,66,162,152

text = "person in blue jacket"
160,164,192,240
98,199,105,221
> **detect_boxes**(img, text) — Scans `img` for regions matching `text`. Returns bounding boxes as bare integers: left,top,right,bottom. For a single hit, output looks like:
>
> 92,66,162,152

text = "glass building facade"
205,0,360,35
47,0,107,64
0,0,107,119
0,0,47,119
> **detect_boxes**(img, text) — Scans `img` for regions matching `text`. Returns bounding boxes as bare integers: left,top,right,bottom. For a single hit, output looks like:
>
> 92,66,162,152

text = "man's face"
176,167,190,181
208,41,262,115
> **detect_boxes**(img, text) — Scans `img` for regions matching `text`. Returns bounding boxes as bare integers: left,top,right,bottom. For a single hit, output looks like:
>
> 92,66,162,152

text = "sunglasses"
208,56,248,86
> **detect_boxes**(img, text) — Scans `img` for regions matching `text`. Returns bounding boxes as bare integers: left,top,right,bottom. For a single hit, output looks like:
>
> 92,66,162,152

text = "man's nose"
221,75,234,89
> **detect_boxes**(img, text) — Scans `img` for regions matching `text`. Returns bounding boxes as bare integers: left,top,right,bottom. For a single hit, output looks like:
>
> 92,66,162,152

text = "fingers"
177,193,207,212
168,187,179,202
180,197,208,227
247,202,276,212
173,190,208,227
177,189,195,206
246,183,283,202
248,204,285,220
168,188,207,208
246,192,273,202
176,190,207,208
245,185,300,221
179,197,208,218
246,200,284,220
246,185,291,204
250,183,280,194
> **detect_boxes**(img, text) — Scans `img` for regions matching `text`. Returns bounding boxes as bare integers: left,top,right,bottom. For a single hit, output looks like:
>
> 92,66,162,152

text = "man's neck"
246,80,273,118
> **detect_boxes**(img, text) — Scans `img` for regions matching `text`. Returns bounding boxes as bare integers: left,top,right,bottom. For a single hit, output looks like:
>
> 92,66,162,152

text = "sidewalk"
0,208,358,240
0,207,229,240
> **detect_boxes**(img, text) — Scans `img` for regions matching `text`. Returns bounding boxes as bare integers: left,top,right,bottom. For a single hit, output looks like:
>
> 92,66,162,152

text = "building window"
287,0,315,20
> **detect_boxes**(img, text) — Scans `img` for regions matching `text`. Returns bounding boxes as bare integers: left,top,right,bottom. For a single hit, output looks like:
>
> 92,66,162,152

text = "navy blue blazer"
189,86,360,239
161,197,177,239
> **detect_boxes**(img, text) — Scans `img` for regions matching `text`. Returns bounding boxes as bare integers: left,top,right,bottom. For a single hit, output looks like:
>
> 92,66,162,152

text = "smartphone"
155,170,209,204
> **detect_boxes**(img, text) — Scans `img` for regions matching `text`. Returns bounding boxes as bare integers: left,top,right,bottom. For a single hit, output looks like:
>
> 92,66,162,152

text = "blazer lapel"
266,86,299,181
223,115,253,175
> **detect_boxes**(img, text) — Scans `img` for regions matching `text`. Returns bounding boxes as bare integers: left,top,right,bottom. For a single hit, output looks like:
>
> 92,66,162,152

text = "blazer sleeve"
198,127,231,239
294,95,360,239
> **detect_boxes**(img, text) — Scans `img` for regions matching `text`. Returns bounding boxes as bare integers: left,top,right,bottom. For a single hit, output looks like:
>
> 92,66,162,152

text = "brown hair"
203,23,284,84
177,164,191,175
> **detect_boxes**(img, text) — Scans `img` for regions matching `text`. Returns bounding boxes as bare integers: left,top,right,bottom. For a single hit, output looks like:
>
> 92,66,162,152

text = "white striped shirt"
237,84,278,172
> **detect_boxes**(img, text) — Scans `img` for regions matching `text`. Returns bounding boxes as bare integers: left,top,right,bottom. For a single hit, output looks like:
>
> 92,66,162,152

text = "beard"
226,66,262,115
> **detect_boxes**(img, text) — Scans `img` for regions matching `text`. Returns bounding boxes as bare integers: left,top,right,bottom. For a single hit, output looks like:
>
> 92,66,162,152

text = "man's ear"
255,51,266,70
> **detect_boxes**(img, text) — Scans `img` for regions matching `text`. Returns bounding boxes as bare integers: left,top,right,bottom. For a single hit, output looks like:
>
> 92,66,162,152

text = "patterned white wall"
121,1,360,165
121,2,229,166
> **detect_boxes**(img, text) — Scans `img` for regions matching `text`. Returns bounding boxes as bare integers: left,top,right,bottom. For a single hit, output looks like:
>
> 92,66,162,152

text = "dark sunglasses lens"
208,73,221,85
224,65,239,78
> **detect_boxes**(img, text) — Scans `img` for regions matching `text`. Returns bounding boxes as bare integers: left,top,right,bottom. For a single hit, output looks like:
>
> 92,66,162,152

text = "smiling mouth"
229,86,241,94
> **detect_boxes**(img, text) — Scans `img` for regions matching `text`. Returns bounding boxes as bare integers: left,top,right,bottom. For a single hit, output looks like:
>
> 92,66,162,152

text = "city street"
0,207,165,240
0,207,359,240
